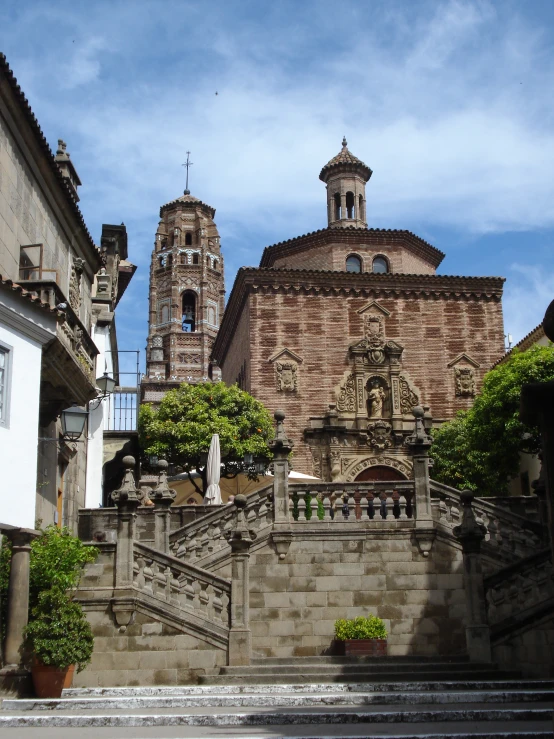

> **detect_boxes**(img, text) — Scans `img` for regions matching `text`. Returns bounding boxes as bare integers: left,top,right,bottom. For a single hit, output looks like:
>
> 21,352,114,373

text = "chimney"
55,139,82,202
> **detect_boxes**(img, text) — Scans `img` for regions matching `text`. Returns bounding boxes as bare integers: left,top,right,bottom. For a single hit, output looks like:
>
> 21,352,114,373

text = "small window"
372,256,389,274
180,253,187,264
346,191,355,219
346,255,362,273
185,232,192,246
334,192,341,220
182,291,196,332
192,253,199,265
0,343,12,428
213,259,218,270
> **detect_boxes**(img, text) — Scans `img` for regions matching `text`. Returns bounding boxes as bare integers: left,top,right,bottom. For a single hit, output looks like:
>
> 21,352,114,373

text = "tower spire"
182,151,193,194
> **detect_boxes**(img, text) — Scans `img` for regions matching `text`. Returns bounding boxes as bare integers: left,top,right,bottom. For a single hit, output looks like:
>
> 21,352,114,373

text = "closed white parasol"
203,433,222,505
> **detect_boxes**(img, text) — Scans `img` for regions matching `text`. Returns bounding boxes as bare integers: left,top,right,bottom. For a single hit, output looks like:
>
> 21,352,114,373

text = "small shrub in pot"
334,615,388,656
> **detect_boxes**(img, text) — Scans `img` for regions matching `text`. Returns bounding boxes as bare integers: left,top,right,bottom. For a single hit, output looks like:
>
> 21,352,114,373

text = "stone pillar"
269,410,293,526
152,460,176,554
2,529,38,668
111,455,140,628
227,495,255,666
454,490,492,663
406,406,435,556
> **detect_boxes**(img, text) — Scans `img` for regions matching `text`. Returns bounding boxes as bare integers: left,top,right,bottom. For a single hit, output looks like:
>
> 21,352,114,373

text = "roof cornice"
0,54,101,272
211,268,505,365
259,226,445,270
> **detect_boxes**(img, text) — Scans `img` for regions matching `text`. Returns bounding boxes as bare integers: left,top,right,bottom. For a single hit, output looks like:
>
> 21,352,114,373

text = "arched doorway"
355,466,407,482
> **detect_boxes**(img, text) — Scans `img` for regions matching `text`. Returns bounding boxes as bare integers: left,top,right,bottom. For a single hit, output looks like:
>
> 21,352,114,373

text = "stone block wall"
74,608,227,687
248,533,466,657
493,616,554,678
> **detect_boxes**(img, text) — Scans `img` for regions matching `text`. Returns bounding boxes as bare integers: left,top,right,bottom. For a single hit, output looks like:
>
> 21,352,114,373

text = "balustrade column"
406,406,435,556
269,410,293,526
152,460,176,554
112,455,141,627
2,528,38,668
454,490,492,663
227,495,255,666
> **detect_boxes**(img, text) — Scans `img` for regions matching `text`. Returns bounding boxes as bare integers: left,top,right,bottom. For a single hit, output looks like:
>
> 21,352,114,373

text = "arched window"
180,253,187,264
207,255,210,266
185,232,192,246
372,256,389,274
334,192,341,220
192,253,199,265
346,255,362,273
168,254,173,268
346,191,355,219
213,259,218,270
359,194,364,221
182,291,196,332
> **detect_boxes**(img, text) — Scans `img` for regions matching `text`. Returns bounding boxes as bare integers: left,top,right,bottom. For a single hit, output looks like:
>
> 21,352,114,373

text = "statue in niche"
367,379,386,419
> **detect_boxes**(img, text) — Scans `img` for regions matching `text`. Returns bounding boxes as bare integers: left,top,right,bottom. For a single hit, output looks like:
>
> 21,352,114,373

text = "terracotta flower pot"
31,660,75,698
339,638,387,657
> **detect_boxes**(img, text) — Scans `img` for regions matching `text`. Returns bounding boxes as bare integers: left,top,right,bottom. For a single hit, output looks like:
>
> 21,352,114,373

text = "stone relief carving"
367,378,387,419
311,450,322,479
344,455,412,482
455,367,476,397
364,315,386,364
69,258,85,312
367,420,392,451
398,375,419,415
276,361,297,392
330,451,341,480
336,373,356,412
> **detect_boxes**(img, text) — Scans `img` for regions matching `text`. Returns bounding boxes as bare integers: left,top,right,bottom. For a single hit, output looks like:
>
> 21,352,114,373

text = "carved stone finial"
406,406,432,451
111,456,140,505
454,490,487,546
153,459,176,505
342,136,347,148
269,410,294,455
225,494,256,552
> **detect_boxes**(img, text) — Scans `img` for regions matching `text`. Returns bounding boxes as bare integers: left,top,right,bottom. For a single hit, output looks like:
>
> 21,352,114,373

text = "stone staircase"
1,657,553,736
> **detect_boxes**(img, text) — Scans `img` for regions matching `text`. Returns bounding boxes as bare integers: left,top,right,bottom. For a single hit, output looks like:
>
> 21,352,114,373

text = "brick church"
144,138,505,482
211,138,505,481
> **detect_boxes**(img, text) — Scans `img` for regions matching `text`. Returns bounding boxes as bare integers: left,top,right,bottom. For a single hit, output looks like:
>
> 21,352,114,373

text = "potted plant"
25,588,94,697
24,526,98,698
334,614,388,657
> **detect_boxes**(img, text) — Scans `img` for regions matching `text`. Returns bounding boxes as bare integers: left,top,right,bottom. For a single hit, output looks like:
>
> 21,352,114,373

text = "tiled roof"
0,54,100,266
0,275,66,318
259,226,445,269
492,323,547,367
319,138,372,181
160,191,216,218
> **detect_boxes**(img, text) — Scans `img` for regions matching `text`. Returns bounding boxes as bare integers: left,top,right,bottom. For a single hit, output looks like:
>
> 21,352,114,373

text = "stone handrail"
484,548,554,638
288,481,415,524
170,484,274,565
133,542,231,630
430,480,545,562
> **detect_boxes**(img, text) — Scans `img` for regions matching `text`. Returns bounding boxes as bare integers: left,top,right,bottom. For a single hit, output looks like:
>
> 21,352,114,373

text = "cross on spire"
182,151,193,194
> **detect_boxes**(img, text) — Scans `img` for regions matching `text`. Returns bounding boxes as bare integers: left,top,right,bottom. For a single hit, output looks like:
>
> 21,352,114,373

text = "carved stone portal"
455,367,476,397
276,361,297,392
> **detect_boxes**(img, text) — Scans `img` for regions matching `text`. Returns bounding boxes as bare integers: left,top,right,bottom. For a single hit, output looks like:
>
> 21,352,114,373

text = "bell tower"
143,179,225,402
319,137,372,229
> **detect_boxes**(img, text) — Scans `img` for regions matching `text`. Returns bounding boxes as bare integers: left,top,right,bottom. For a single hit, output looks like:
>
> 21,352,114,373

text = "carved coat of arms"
455,367,476,397
276,361,297,392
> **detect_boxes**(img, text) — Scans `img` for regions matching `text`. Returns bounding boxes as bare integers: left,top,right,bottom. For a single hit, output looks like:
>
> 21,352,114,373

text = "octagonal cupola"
319,137,372,229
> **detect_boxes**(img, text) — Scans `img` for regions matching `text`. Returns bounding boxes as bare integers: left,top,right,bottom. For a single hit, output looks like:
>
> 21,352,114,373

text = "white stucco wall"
85,323,113,507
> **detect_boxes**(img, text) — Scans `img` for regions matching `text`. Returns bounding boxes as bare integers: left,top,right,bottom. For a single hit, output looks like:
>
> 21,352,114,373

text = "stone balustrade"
485,549,554,631
288,482,415,523
133,541,230,628
430,481,545,563
170,486,274,565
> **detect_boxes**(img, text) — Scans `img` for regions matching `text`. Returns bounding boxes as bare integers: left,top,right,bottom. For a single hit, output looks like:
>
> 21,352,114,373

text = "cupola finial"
342,136,347,148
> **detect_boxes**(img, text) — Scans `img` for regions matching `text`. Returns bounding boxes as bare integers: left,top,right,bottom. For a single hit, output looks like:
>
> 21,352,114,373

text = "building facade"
212,139,506,480
141,189,225,404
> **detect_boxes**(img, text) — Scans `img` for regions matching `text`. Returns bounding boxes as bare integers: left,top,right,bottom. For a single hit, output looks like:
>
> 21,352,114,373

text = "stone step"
250,655,471,665
0,705,552,729
4,688,554,712
62,679,554,697
220,661,499,676
201,669,522,685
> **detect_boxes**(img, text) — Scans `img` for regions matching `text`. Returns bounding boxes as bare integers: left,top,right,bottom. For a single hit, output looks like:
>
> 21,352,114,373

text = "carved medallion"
455,367,476,397
367,420,392,451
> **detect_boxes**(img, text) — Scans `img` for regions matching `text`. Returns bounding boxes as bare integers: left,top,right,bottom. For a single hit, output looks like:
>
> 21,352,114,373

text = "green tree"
139,382,274,494
431,344,554,496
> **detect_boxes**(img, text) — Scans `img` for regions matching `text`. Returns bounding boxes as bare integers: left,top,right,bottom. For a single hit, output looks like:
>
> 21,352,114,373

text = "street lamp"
96,371,117,396
60,405,89,441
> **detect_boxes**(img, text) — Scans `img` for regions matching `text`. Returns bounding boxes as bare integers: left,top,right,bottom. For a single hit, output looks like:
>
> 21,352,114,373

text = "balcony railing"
104,350,140,432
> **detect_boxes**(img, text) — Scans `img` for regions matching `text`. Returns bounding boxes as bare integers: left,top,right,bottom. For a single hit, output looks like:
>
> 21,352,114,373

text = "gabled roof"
493,323,548,367
259,226,445,269
0,54,101,270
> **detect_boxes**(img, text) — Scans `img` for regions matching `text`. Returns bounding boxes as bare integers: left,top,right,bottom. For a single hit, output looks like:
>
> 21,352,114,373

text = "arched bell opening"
182,290,196,332
345,191,355,219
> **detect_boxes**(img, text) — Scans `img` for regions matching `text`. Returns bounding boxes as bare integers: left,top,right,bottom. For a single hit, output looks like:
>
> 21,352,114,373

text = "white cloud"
503,264,554,344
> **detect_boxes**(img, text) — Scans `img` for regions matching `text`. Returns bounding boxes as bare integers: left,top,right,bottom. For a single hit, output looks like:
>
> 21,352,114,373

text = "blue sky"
2,0,554,369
